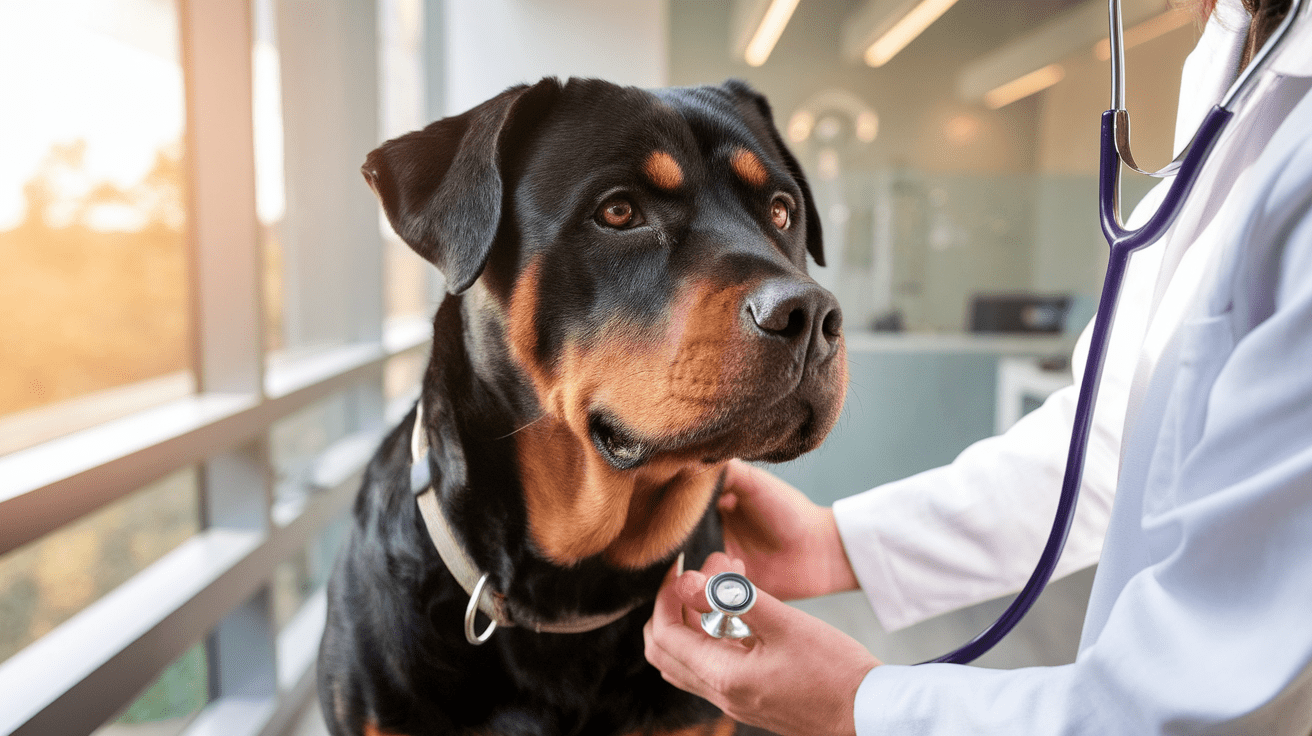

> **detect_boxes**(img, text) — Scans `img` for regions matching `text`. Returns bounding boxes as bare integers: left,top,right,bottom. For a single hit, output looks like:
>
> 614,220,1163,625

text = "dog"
317,77,847,736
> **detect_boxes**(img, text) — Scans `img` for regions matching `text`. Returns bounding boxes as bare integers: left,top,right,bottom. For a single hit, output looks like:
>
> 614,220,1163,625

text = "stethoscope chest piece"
700,572,757,639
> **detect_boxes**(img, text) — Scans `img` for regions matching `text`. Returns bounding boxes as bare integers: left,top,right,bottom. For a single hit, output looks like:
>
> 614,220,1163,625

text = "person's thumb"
674,552,747,614
733,583,806,642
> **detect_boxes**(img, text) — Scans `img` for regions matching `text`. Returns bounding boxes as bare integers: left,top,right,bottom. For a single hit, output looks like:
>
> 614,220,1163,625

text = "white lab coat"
834,1,1312,730
832,0,1257,634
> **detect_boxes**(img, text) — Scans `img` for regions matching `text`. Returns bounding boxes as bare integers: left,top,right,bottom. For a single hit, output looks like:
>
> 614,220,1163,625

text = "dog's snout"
746,279,843,362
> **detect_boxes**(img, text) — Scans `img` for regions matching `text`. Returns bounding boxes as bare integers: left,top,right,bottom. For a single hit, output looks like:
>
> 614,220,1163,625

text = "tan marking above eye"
730,147,768,187
644,150,684,190
771,197,791,229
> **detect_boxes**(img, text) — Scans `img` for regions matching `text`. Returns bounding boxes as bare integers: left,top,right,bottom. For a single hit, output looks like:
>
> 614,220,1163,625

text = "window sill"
0,319,429,557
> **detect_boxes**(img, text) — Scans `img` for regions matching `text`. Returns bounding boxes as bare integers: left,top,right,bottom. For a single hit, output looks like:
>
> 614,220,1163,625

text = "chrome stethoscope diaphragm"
701,571,757,639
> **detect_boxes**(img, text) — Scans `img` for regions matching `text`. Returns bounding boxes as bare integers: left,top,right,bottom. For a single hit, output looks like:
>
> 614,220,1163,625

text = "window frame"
0,1,431,733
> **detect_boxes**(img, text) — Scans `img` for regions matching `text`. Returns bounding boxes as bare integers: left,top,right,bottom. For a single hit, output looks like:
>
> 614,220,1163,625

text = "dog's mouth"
587,393,826,472
589,412,652,470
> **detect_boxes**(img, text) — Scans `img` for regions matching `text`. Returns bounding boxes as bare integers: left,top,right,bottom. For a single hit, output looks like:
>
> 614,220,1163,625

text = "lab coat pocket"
1143,311,1236,515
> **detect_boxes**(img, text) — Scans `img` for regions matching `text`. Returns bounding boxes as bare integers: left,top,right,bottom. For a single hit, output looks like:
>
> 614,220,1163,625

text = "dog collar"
409,399,644,645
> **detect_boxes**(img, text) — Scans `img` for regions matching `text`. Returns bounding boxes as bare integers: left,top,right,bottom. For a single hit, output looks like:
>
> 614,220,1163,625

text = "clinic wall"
440,0,668,117
769,348,998,506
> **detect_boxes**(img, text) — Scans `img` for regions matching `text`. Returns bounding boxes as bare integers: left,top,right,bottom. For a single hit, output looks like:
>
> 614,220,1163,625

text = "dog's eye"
770,197,791,230
597,197,642,229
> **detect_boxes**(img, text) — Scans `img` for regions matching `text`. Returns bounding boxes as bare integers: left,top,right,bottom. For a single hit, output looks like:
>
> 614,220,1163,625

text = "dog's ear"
721,79,825,268
362,78,562,293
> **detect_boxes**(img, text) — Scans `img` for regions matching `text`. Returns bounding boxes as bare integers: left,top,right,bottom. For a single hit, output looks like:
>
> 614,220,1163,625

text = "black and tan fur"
318,77,846,736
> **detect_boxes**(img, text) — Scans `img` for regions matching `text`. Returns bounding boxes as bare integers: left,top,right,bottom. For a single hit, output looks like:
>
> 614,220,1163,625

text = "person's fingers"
675,570,712,614
728,583,802,641
717,490,739,513
722,459,765,502
717,462,746,514
677,552,750,607
653,564,695,630
643,615,717,697
697,551,743,577
646,567,751,705
649,550,881,736
650,555,750,646
719,464,787,556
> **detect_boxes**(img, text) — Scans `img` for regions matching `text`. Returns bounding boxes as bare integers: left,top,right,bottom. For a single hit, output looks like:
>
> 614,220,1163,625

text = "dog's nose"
746,279,843,363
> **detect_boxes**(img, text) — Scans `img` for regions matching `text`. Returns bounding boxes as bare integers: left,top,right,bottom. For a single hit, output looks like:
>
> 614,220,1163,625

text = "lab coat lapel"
1120,28,1312,443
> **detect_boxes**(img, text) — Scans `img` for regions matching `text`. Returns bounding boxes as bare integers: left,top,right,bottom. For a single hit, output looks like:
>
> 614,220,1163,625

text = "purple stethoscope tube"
921,0,1304,664
920,105,1232,665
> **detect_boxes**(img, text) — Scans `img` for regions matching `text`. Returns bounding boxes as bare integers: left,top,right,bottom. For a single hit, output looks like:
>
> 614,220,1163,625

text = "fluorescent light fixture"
1093,7,1192,61
983,63,1066,109
863,0,961,67
956,0,1164,105
744,0,801,67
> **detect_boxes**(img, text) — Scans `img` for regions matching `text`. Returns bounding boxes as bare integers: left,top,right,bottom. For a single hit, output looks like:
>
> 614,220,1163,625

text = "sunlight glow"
0,0,184,231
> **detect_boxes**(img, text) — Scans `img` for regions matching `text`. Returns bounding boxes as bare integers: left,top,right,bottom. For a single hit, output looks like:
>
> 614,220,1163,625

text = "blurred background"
0,0,1194,734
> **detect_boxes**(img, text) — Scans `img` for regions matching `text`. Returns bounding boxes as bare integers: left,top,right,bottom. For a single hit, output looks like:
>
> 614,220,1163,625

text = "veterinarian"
644,0,1312,733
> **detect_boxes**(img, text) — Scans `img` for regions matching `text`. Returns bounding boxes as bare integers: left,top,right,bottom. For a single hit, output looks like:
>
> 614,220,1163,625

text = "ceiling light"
744,0,801,67
1093,7,1192,61
787,110,816,143
942,114,980,145
864,0,961,67
855,111,879,142
983,64,1066,109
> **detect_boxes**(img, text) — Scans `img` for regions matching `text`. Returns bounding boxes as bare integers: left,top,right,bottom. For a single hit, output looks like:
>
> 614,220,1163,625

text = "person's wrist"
833,660,878,736
819,507,860,595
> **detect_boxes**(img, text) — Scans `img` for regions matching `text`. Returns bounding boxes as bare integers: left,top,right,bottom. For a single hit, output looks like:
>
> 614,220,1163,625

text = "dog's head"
365,78,846,569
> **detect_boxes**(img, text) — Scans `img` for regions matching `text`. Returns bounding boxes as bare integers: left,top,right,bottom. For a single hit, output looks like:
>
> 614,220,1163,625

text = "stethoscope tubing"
920,107,1231,665
913,0,1308,665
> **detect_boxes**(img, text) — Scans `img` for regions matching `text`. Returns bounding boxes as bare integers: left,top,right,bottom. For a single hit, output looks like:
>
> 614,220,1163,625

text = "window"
0,0,192,453
0,470,199,664
0,2,431,734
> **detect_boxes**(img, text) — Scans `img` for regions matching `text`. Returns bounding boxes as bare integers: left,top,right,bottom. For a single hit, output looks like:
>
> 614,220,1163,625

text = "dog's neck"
513,415,724,569
440,286,724,572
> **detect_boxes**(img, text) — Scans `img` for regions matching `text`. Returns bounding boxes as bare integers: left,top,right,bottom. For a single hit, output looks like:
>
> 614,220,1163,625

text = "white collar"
1270,1,1312,76
408,400,645,643
1173,0,1251,157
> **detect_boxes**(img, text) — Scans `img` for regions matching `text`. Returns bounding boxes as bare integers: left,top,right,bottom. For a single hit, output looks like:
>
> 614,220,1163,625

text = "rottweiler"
317,77,847,736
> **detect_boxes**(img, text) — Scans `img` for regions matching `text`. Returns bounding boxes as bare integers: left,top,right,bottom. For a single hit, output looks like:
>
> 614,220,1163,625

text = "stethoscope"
705,0,1307,661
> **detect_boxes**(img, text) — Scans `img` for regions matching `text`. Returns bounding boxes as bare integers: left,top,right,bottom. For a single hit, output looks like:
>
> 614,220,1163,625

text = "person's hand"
718,460,859,601
644,553,880,736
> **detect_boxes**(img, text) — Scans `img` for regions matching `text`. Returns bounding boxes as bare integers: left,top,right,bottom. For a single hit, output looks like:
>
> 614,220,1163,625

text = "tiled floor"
283,566,1095,735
